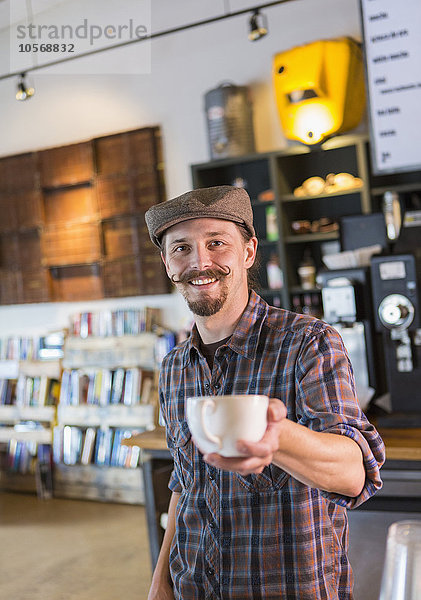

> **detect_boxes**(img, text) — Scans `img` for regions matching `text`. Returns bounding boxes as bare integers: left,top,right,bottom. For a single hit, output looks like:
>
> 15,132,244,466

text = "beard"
172,267,230,316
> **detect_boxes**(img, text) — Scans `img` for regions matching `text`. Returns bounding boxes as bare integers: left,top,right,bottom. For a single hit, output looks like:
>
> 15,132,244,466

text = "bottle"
265,206,279,241
266,253,284,290
297,249,316,290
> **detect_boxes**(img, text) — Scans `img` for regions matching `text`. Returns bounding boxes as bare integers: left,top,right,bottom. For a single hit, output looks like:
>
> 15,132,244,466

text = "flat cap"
145,185,255,248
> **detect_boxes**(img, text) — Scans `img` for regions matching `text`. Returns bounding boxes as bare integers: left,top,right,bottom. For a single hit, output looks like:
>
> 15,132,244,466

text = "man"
144,185,385,600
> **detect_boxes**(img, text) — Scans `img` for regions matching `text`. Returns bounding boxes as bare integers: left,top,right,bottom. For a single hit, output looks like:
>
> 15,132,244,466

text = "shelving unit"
191,134,375,310
53,331,162,505
0,358,61,497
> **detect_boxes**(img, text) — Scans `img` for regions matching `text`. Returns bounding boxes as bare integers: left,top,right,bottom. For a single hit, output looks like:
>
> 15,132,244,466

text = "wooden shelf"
284,231,339,244
371,182,421,196
0,428,53,443
57,403,154,428
0,405,55,423
281,186,365,203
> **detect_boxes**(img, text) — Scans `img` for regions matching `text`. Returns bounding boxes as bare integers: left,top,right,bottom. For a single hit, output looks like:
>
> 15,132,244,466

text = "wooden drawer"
94,127,159,176
103,256,143,297
140,252,170,295
0,190,44,232
0,269,21,304
0,152,39,192
42,222,101,266
39,141,94,187
96,171,162,218
102,216,141,259
51,263,103,301
43,185,97,225
21,268,52,303
0,233,20,269
96,174,134,218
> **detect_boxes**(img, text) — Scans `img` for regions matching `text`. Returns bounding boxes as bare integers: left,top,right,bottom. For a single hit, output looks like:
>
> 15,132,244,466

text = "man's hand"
203,398,287,475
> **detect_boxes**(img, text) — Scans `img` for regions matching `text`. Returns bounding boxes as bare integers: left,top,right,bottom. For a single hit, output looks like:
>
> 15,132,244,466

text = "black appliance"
318,267,386,406
371,252,421,418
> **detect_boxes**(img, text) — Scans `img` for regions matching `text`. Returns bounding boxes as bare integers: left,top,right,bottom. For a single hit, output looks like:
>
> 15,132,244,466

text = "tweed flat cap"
145,185,255,247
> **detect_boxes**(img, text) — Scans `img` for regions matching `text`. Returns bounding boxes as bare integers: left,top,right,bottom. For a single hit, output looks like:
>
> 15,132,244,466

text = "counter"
124,426,421,569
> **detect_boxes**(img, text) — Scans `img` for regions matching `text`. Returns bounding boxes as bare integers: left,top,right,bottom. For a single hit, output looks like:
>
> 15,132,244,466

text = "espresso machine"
318,267,386,409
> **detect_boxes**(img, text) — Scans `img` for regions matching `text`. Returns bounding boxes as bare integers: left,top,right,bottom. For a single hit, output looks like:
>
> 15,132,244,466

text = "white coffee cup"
186,394,269,457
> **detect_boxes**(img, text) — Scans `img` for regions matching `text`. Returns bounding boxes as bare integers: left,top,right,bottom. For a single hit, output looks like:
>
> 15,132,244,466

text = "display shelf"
0,428,53,443
53,464,145,504
62,333,157,369
57,404,154,428
281,186,367,203
18,360,61,379
371,182,421,196
0,405,55,424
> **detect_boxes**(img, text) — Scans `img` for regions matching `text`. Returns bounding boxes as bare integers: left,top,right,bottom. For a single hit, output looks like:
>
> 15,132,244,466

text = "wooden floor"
0,492,152,600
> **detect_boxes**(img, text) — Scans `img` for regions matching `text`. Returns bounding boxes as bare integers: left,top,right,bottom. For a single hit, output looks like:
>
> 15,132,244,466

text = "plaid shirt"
160,291,385,600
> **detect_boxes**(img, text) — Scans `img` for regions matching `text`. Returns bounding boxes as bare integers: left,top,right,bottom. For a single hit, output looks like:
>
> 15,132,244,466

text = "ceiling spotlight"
16,73,35,101
248,9,268,42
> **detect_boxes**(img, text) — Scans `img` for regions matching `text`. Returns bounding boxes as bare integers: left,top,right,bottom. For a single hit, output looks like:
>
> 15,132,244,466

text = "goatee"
185,289,228,316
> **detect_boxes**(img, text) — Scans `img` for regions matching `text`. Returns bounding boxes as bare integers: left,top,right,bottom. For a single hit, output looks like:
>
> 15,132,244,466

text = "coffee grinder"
371,251,421,422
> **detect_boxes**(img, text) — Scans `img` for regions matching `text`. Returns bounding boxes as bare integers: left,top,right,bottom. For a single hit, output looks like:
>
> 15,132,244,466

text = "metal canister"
204,83,255,160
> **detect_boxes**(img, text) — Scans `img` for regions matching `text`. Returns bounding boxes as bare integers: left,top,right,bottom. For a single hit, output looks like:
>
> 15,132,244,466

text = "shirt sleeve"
295,323,386,509
159,368,182,494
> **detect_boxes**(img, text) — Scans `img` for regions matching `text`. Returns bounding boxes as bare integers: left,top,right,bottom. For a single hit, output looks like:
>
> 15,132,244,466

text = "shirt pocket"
166,420,194,492
236,464,290,493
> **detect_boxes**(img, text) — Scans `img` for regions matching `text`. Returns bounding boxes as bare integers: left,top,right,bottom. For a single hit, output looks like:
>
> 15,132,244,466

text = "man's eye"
210,240,223,247
174,245,187,252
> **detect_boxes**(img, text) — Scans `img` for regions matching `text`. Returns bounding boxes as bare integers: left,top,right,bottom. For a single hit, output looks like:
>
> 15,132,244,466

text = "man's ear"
244,237,258,268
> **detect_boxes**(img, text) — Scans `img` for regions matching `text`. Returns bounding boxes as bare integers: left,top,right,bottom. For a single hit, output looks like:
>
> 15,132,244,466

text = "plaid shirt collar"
181,289,268,367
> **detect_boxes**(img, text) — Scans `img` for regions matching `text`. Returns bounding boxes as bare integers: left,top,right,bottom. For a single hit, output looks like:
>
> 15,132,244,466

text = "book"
111,368,125,404
81,427,96,465
99,369,112,406
59,370,71,406
140,375,153,404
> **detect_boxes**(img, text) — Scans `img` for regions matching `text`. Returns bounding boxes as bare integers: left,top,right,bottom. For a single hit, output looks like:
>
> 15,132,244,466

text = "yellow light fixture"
273,37,366,145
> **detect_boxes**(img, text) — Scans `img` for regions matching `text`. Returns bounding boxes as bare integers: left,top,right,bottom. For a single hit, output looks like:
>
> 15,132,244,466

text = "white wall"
0,0,363,335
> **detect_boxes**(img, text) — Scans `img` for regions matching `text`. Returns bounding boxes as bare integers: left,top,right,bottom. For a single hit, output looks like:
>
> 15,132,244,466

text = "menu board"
360,0,421,174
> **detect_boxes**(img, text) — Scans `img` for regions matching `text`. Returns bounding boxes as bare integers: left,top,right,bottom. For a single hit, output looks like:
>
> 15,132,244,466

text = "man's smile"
189,277,217,286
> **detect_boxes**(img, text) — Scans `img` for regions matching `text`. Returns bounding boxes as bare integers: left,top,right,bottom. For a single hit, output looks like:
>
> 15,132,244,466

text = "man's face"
161,218,257,317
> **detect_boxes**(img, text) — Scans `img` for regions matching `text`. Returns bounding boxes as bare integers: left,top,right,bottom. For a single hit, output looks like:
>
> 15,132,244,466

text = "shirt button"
206,567,214,577
209,521,216,530
214,383,220,390
204,383,210,391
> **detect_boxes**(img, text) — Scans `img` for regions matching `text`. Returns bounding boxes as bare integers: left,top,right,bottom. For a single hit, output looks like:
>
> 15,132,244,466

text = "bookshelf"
52,307,175,504
0,350,62,498
0,126,170,304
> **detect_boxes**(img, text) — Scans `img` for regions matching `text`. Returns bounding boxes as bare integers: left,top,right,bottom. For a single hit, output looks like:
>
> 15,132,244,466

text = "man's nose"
190,245,212,271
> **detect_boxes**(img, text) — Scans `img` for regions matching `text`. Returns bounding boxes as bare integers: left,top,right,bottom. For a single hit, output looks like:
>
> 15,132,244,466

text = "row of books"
15,376,60,407
0,332,64,361
70,307,163,338
6,438,38,474
53,426,142,468
59,367,153,406
0,379,15,405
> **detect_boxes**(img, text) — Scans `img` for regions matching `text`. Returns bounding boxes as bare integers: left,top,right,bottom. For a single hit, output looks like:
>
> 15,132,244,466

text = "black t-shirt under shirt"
198,336,231,370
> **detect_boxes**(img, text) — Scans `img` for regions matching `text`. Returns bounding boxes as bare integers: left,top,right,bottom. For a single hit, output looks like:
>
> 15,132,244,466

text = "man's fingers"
268,398,287,421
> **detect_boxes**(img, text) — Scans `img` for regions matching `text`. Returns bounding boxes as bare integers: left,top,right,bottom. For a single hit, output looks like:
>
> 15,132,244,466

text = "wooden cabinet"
0,127,169,305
